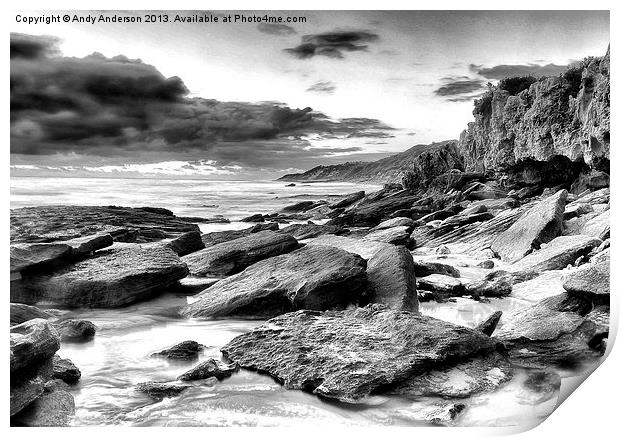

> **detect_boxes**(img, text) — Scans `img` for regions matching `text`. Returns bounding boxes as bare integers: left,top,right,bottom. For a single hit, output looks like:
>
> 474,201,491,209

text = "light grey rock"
364,225,412,246
417,274,464,296
367,246,418,312
372,217,416,231
563,250,609,304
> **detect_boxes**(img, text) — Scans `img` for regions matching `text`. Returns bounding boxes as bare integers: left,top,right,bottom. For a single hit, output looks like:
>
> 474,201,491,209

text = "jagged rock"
279,201,321,214
10,303,50,326
417,274,464,296
441,212,494,228
183,231,299,277
563,250,610,304
413,260,460,278
279,223,344,240
387,352,511,398
328,191,365,208
64,233,114,256
52,356,81,384
475,311,503,336
563,202,594,220
491,190,567,263
574,187,610,205
493,293,599,366
136,382,189,399
507,235,601,275
12,386,75,426
151,341,205,360
367,246,418,312
364,226,412,246
54,319,96,341
178,358,238,381
372,217,416,231
11,245,189,307
165,231,205,256
327,190,419,227
181,245,367,319
221,305,498,403
10,205,199,244
465,271,512,298
580,210,610,240
11,377,46,417
11,319,60,375
201,224,277,247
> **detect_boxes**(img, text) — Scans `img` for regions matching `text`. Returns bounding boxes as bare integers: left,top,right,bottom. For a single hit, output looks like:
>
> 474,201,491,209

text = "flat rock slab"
491,190,567,263
11,319,60,375
506,235,601,275
413,260,460,278
279,223,344,240
493,293,600,367
10,243,73,275
136,382,189,399
365,226,412,246
165,231,205,256
183,231,299,277
221,305,498,403
11,245,189,308
417,274,464,296
563,250,610,304
373,217,416,231
181,245,367,319
581,210,610,240
367,246,418,312
11,205,199,243
12,388,75,426
305,234,391,259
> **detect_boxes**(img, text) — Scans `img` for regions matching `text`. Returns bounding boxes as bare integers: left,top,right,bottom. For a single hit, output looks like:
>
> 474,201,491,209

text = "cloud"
475,63,568,80
306,80,336,94
434,78,486,97
285,30,379,59
257,23,297,36
10,33,394,170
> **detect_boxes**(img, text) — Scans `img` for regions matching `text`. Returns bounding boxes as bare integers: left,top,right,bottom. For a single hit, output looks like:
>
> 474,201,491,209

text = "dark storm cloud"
10,33,60,59
257,23,297,36
306,81,336,94
10,33,393,168
434,79,486,97
285,30,379,59
475,63,568,80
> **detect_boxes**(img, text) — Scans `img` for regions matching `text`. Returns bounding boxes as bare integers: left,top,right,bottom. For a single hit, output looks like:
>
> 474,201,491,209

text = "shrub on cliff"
497,76,537,96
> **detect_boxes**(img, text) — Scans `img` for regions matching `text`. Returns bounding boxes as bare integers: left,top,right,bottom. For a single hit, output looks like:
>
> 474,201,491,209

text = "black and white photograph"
8,5,613,429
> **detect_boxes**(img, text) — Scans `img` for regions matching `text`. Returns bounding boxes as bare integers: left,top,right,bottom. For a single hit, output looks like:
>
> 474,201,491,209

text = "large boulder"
182,231,299,277
563,250,610,304
491,189,568,263
367,246,418,312
10,319,60,375
221,305,498,403
181,245,367,319
12,386,75,426
493,293,600,366
506,235,601,275
11,245,189,307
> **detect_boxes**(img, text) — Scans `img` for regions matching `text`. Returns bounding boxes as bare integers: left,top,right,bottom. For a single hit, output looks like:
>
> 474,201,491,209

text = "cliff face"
459,48,610,174
279,141,458,183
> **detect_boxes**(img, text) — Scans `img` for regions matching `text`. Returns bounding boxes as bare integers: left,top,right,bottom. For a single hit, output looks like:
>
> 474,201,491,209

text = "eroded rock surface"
367,246,418,312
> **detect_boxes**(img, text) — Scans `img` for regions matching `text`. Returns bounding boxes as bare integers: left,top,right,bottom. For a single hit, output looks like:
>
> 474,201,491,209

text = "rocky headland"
10,50,610,426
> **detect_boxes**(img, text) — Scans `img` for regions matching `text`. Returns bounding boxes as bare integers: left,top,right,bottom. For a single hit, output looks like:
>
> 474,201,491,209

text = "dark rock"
11,245,189,307
221,305,498,403
11,377,46,417
563,250,609,305
465,271,512,298
52,356,81,384
183,231,299,277
10,303,50,326
279,201,320,214
11,205,200,244
477,260,495,269
136,382,189,399
328,191,365,209
417,274,464,296
327,191,418,227
286,183,296,187
413,260,460,278
165,231,205,256
563,202,594,220
64,233,114,256
12,387,75,426
54,319,97,342
10,243,73,275
491,190,567,263
240,214,265,222
493,292,600,367
279,223,343,240
173,276,220,295
181,245,367,319
151,340,205,360
367,246,418,312
178,358,239,381
475,311,502,336
507,235,601,274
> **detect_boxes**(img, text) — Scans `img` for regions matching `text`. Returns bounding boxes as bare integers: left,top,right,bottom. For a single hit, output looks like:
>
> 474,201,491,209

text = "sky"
10,10,610,179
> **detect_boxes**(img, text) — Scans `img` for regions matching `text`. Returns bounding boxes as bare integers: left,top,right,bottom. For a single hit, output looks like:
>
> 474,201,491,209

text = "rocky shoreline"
10,50,610,426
